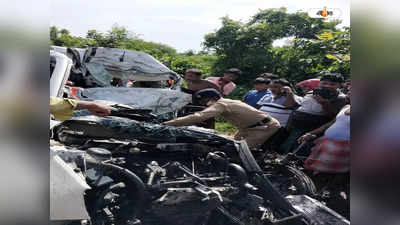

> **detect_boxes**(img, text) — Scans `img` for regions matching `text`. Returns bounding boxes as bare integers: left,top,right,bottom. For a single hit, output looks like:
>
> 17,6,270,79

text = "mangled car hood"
54,115,234,145
73,87,191,115
82,47,181,86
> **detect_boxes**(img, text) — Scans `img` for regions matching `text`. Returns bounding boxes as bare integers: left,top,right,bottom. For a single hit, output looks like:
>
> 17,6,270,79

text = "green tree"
50,26,86,47
271,27,350,83
170,55,217,77
203,8,343,87
50,26,58,44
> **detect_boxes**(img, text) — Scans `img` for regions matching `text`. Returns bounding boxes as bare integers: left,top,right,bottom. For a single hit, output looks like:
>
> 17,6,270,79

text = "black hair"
225,68,242,76
186,68,202,76
320,73,344,83
272,78,290,86
259,73,280,80
254,77,271,85
313,87,339,100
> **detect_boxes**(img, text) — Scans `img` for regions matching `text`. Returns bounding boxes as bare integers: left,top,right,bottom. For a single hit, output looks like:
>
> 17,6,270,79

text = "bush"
226,86,251,100
215,121,237,135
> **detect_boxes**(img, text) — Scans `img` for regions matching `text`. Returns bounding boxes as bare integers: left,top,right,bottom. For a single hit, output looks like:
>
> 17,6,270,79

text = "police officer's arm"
75,101,111,117
50,97,111,121
163,103,224,127
50,97,78,120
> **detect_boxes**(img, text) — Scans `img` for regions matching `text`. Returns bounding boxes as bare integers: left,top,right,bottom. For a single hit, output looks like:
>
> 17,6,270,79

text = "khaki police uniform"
50,97,78,121
164,98,280,148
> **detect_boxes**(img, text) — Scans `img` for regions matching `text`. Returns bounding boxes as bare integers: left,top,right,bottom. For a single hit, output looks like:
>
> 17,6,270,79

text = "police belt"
247,117,271,129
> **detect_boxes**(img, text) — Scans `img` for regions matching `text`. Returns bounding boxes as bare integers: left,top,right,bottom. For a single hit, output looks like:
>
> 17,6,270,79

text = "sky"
50,0,350,53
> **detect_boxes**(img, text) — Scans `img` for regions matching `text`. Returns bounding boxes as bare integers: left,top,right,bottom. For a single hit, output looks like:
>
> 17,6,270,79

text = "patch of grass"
215,122,237,135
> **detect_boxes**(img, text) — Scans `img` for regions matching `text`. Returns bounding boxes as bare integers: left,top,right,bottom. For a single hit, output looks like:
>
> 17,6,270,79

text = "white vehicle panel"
50,147,91,220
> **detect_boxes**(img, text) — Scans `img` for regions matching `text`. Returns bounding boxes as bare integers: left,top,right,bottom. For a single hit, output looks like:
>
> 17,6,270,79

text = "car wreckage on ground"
50,46,350,225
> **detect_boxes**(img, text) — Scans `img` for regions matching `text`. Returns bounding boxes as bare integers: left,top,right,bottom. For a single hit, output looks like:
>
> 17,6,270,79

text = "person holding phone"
278,73,346,155
255,79,302,145
256,78,300,109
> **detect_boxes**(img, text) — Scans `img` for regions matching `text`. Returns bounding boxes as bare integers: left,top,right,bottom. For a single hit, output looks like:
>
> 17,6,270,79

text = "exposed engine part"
85,159,146,225
86,148,112,162
51,116,350,225
145,161,166,186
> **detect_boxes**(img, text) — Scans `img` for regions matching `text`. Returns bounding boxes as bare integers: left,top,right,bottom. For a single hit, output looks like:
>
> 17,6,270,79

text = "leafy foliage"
271,27,350,83
215,121,237,135
170,54,217,77
50,8,350,88
203,8,349,86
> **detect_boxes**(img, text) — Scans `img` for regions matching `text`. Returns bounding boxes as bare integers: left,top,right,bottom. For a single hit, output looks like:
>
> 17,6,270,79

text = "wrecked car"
50,47,350,225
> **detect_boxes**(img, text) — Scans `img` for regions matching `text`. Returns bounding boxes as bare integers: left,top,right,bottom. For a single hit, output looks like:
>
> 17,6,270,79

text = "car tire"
263,163,317,197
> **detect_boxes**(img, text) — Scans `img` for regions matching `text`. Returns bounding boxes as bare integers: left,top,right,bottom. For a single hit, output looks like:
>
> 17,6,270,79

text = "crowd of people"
51,68,350,176
170,68,351,175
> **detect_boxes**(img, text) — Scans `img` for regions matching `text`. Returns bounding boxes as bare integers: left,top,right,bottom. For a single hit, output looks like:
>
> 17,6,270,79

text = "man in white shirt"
257,78,300,109
279,73,346,154
256,79,301,128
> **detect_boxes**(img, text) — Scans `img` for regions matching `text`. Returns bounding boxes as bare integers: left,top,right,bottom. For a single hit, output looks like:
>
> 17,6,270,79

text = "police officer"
163,89,280,149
